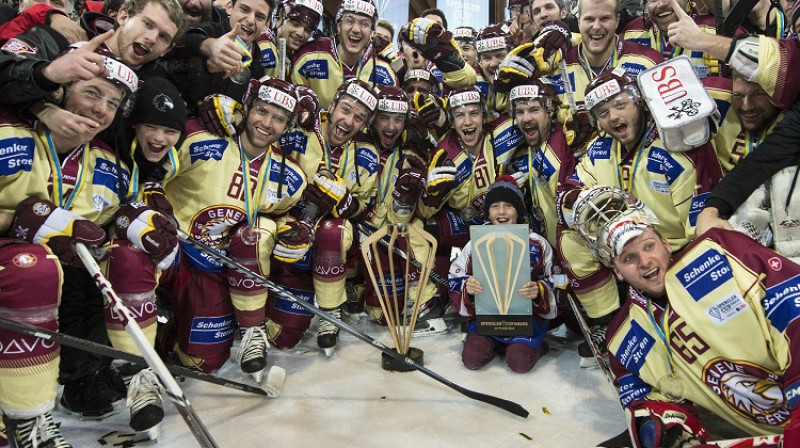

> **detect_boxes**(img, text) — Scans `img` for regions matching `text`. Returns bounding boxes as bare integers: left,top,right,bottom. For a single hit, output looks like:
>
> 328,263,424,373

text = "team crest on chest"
702,358,789,426
12,253,37,268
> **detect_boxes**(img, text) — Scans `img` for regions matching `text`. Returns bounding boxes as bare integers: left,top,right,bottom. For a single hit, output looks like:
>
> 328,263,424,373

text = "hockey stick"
354,221,448,287
278,37,287,80
178,229,530,418
0,315,275,398
75,243,219,448
563,289,614,384
558,58,577,114
710,434,782,447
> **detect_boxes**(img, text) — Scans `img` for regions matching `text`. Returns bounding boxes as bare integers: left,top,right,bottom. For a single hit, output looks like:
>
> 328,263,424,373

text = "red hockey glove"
425,149,457,197
140,182,175,222
273,219,314,263
10,197,106,267
373,34,405,73
627,402,710,448
412,92,448,129
294,85,319,132
563,105,594,155
112,202,178,270
400,18,465,72
531,20,572,75
392,151,427,207
496,42,539,93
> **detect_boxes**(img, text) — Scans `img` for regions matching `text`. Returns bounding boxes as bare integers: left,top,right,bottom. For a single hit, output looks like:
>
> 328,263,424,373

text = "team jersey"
574,126,722,246
542,38,663,115
607,228,800,436
164,118,307,251
417,115,522,219
0,111,49,213
362,145,419,228
621,15,721,78
280,111,379,220
475,68,508,114
290,37,397,108
508,126,575,247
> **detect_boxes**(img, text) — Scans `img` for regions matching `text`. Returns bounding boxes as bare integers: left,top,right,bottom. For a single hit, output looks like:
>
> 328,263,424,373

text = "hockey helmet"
476,23,510,54
67,42,139,100
572,186,659,266
452,26,478,44
584,66,641,124
279,0,323,29
375,85,410,117
509,78,558,117
335,0,378,29
331,78,380,125
244,76,299,127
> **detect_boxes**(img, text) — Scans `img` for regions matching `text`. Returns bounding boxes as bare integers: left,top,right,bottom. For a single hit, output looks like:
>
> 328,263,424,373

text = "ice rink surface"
55,314,629,448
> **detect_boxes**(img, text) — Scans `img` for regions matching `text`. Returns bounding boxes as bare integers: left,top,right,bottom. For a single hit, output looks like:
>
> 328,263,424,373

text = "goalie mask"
573,186,659,266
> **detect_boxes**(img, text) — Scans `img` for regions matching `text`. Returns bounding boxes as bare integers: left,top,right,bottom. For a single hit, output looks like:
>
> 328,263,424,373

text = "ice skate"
411,298,456,337
5,412,72,448
59,367,123,420
237,325,269,382
126,368,164,439
578,325,608,369
317,307,341,357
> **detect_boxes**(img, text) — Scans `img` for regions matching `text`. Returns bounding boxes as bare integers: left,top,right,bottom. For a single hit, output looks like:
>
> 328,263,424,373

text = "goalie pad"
728,184,772,246
637,56,718,152
770,165,800,262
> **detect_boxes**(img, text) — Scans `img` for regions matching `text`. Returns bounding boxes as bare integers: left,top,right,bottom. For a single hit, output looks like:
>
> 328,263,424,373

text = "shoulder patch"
1,38,38,56
298,59,329,79
189,139,228,163
676,248,731,298
0,136,35,175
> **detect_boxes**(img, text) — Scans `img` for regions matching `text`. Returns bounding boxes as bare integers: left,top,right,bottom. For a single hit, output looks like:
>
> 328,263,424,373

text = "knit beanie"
130,77,187,133
483,175,527,220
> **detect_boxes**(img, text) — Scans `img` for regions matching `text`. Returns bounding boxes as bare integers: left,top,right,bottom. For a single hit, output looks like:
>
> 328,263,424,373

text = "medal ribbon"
324,140,350,178
377,146,399,203
527,144,543,209
238,137,273,226
646,297,677,378
615,130,649,192
127,138,180,200
41,126,89,209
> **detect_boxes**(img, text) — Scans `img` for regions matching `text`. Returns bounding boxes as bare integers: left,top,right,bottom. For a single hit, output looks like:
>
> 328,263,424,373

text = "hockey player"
453,26,478,67
263,79,379,355
572,186,800,447
507,0,538,46
415,87,521,304
507,78,575,247
290,0,396,109
355,86,445,333
0,60,132,448
256,0,323,79
556,67,722,367
160,78,307,380
449,176,557,373
474,23,511,113
501,0,663,154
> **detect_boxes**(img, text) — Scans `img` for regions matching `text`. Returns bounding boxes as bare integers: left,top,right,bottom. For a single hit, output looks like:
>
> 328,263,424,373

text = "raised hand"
202,23,245,78
666,0,703,49
41,30,113,84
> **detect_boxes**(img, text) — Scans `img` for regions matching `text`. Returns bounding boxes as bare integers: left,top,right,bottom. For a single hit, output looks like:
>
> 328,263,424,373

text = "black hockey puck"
381,347,423,372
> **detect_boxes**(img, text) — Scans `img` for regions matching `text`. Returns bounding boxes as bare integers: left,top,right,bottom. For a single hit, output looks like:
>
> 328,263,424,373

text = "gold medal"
656,375,685,402
532,205,545,222
240,226,260,246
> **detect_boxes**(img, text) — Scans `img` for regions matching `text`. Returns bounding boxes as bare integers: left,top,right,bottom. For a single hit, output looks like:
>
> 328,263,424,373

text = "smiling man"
571,186,800,447
556,66,722,368
257,0,322,79
290,0,397,108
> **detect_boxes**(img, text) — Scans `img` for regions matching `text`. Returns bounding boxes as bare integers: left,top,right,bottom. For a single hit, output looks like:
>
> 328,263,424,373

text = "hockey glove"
199,94,243,137
496,43,539,93
294,85,320,132
627,402,710,448
531,21,572,75
112,202,179,270
310,172,360,218
374,34,405,73
402,112,433,153
412,92,448,130
400,18,465,72
140,182,175,222
273,219,314,263
563,105,594,156
424,148,457,201
392,150,428,207
10,197,106,267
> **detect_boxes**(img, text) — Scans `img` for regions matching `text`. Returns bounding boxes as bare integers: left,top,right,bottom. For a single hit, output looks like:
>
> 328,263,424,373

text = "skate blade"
321,346,336,357
260,366,287,397
579,357,601,369
249,370,263,383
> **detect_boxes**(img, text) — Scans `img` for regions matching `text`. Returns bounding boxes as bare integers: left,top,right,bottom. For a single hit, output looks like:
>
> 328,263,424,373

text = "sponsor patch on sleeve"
688,192,709,227
762,274,800,333
705,291,748,326
189,139,228,163
615,320,655,375
618,373,652,408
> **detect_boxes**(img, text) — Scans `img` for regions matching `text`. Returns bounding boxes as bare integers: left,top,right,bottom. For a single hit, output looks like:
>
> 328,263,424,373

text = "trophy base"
381,347,424,372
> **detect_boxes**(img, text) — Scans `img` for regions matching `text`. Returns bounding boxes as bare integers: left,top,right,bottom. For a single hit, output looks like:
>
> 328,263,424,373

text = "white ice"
55,315,628,448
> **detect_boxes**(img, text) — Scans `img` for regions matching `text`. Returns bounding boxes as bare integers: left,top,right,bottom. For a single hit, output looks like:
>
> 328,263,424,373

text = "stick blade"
261,366,287,397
